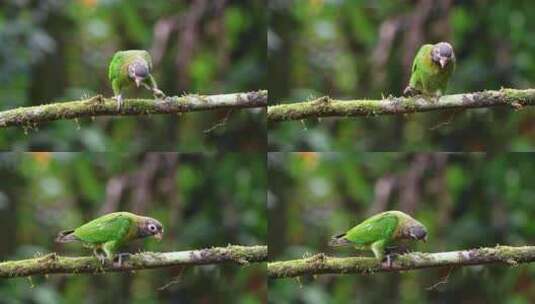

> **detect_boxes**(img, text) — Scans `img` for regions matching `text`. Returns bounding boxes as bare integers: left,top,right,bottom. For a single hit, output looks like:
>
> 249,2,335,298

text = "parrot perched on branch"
403,42,456,97
56,212,164,265
329,210,427,263
108,50,166,109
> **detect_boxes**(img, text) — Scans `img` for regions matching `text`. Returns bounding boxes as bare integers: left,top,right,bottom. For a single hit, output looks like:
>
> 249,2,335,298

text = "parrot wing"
108,51,126,82
344,213,399,246
74,213,133,244
411,44,433,75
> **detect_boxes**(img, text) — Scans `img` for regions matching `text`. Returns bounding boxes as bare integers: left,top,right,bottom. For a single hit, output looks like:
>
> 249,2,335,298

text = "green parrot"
56,212,164,265
403,42,456,97
108,50,165,109
329,210,427,262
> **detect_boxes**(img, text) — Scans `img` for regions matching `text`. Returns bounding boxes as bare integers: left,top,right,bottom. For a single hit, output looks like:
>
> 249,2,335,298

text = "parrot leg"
112,94,124,110
385,252,402,268
93,247,107,265
113,253,131,267
403,85,421,97
371,240,386,262
143,75,166,99
152,88,165,99
385,254,393,268
111,79,124,110
102,241,119,265
141,83,165,99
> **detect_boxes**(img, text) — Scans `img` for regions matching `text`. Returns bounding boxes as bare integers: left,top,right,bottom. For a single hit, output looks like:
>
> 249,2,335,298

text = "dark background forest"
0,152,267,303
269,0,535,151
0,0,266,151
268,152,535,303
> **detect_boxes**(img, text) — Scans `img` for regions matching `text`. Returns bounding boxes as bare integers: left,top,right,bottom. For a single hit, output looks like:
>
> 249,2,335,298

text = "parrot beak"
423,235,428,243
439,58,448,69
135,77,142,88
154,231,163,241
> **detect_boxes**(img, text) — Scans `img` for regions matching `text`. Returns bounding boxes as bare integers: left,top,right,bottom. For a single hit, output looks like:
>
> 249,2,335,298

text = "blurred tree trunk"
28,10,74,104
269,5,297,102
0,160,23,258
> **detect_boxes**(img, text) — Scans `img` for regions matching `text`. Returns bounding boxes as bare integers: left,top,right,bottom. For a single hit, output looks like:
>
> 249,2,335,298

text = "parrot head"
138,217,164,241
431,42,455,69
128,61,150,88
404,223,428,242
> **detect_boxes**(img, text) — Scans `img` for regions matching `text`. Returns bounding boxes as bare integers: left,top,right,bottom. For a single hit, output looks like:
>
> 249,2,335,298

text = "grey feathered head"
137,217,164,240
406,224,427,242
431,42,455,69
128,61,150,87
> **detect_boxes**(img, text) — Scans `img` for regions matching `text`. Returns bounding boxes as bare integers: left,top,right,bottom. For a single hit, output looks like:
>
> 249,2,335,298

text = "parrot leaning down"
329,210,427,263
403,42,456,97
56,212,164,265
108,50,166,109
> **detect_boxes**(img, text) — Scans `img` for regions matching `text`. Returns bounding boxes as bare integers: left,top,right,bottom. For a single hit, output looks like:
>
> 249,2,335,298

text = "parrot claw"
403,86,417,97
95,254,107,265
153,88,165,99
403,86,428,98
94,248,108,265
386,255,393,268
383,253,400,268
113,95,124,111
113,253,131,267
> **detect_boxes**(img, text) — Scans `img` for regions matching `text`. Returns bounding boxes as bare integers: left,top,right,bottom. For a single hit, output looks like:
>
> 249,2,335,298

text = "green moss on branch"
267,89,535,122
0,90,267,128
0,245,267,279
268,245,535,279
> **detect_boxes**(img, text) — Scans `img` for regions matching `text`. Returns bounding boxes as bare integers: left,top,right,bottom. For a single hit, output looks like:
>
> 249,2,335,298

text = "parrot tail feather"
55,230,78,243
328,233,351,247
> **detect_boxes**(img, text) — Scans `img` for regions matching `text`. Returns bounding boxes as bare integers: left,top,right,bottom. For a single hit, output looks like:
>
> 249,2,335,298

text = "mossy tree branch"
268,245,535,279
268,89,535,122
0,90,267,128
0,245,266,279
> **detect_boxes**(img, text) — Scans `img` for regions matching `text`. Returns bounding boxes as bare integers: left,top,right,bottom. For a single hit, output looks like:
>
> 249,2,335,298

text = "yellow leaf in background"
31,152,51,166
309,0,324,7
309,0,325,12
80,0,97,8
298,152,319,169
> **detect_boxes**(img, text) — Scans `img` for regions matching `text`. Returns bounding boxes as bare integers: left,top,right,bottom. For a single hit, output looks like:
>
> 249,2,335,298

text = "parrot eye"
148,224,157,232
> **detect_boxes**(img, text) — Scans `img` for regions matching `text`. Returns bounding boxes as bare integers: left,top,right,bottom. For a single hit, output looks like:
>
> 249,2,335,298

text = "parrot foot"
98,256,108,265
152,88,166,99
403,86,420,97
94,248,108,265
382,254,398,268
113,253,131,267
112,95,124,111
139,83,165,99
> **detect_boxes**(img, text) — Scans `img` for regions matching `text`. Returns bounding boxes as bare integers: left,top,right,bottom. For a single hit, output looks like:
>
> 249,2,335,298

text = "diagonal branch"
0,90,267,128
268,245,535,279
0,245,266,279
268,89,535,122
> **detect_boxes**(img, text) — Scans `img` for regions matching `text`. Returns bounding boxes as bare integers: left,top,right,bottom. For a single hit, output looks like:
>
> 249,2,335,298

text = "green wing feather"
108,51,126,82
344,213,399,246
409,44,433,89
73,212,134,244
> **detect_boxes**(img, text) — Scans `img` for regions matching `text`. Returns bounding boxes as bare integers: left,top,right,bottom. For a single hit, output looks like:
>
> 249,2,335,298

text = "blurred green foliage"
268,152,535,303
0,0,266,151
0,152,266,303
269,0,535,151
